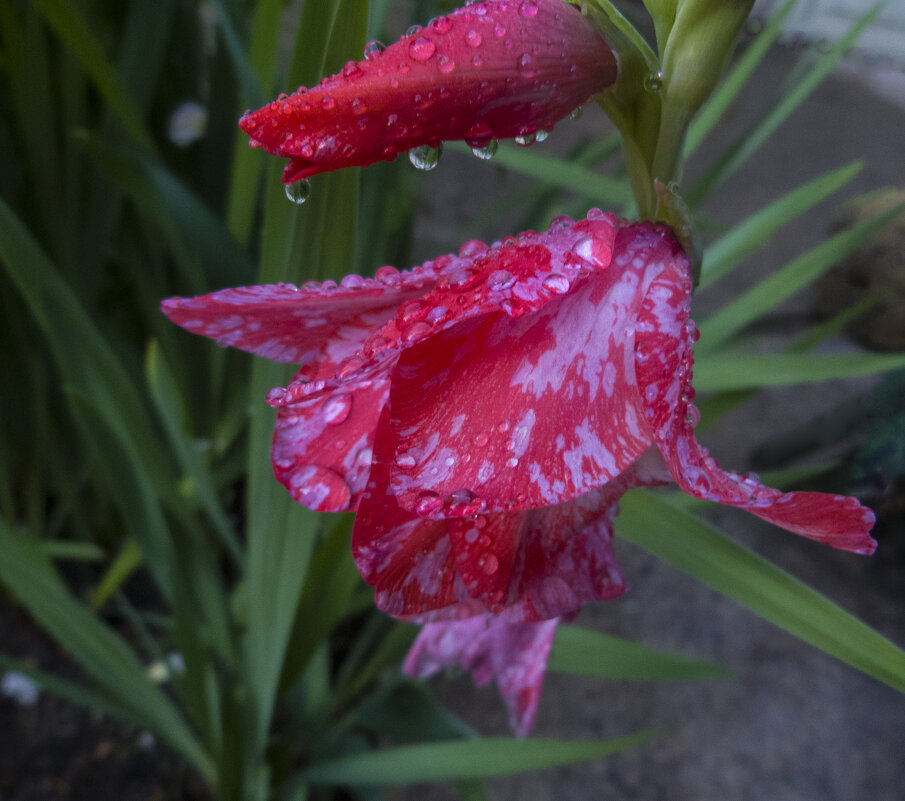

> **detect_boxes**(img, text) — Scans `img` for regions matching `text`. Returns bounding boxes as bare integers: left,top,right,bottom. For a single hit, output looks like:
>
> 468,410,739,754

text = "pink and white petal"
403,614,559,737
161,268,438,376
382,220,681,516
271,374,389,512
634,262,878,555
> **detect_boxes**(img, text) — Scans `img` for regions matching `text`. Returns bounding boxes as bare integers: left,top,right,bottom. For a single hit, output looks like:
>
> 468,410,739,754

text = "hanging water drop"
470,139,498,160
569,106,583,120
284,179,311,205
409,143,443,170
535,129,550,143
514,131,536,146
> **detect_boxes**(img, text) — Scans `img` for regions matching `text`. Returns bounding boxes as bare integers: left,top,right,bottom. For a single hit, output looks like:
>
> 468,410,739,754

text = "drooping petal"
634,258,878,554
271,375,389,511
404,614,560,737
378,219,681,518
239,0,617,182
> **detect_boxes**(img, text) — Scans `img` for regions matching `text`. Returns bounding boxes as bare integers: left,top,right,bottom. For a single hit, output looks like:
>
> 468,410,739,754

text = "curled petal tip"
239,0,617,181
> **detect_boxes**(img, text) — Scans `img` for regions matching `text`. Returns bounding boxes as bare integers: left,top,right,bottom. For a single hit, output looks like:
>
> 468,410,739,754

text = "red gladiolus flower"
404,614,560,737
239,0,617,183
162,211,877,626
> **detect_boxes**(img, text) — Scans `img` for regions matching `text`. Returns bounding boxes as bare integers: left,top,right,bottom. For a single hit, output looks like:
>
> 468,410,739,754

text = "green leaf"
694,351,905,391
697,198,905,348
0,521,214,777
300,732,656,786
698,161,861,290
31,0,154,151
449,142,634,207
616,491,905,694
549,625,733,681
686,2,883,207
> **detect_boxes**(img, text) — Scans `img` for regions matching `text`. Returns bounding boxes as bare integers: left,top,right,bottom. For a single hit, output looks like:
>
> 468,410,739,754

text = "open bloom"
239,0,617,182
163,211,876,613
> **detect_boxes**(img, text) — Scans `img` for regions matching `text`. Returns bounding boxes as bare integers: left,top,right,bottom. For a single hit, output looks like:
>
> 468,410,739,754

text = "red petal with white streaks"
240,0,616,182
634,259,878,554
381,221,678,517
271,375,389,511
160,269,438,375
404,614,559,736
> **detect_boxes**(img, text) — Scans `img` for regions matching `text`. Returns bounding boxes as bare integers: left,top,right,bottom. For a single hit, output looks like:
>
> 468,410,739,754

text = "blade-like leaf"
687,2,883,207
0,521,213,777
549,625,733,680
300,732,656,786
694,351,905,391
698,161,861,290
616,491,905,694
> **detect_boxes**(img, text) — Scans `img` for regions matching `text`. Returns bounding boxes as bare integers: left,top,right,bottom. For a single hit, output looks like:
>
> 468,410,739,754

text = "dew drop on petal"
517,52,536,77
487,269,515,290
409,143,443,170
465,29,482,47
342,60,363,79
542,274,570,294
284,179,310,205
289,465,352,512
573,235,611,268
479,553,499,575
415,490,443,516
363,40,385,59
401,320,432,343
321,95,335,109
375,264,400,283
336,355,365,379
506,456,519,468
459,239,486,258
406,24,423,36
437,55,455,74
518,0,539,17
396,450,418,469
474,433,489,447
409,36,437,61
430,15,452,33
321,393,352,425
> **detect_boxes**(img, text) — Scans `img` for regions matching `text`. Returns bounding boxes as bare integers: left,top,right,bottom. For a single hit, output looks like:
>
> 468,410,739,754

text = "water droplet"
474,433,489,447
685,404,701,427
401,320,431,343
535,129,550,143
514,131,536,146
470,139,498,160
266,386,288,405
437,55,455,73
542,274,570,294
644,70,664,91
444,488,481,514
494,23,506,37
465,29,482,47
459,239,486,258
506,456,519,468
342,60,363,79
518,0,539,17
409,143,443,170
573,236,611,268
363,40,385,59
430,15,453,33
289,465,352,512
321,393,352,424
465,527,479,543
569,106,583,120
550,214,573,227
517,52,536,77
351,98,367,115
284,179,310,205
487,269,515,290
321,95,335,109
395,450,418,469
409,36,437,61
355,446,373,466
415,490,443,516
406,24,422,36
479,553,499,575
375,265,400,283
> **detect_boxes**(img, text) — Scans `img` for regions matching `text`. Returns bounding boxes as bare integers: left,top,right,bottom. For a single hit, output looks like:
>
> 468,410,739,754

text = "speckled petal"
381,219,679,517
271,375,389,511
634,259,878,555
353,440,668,621
240,0,617,182
161,269,439,377
404,614,560,736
